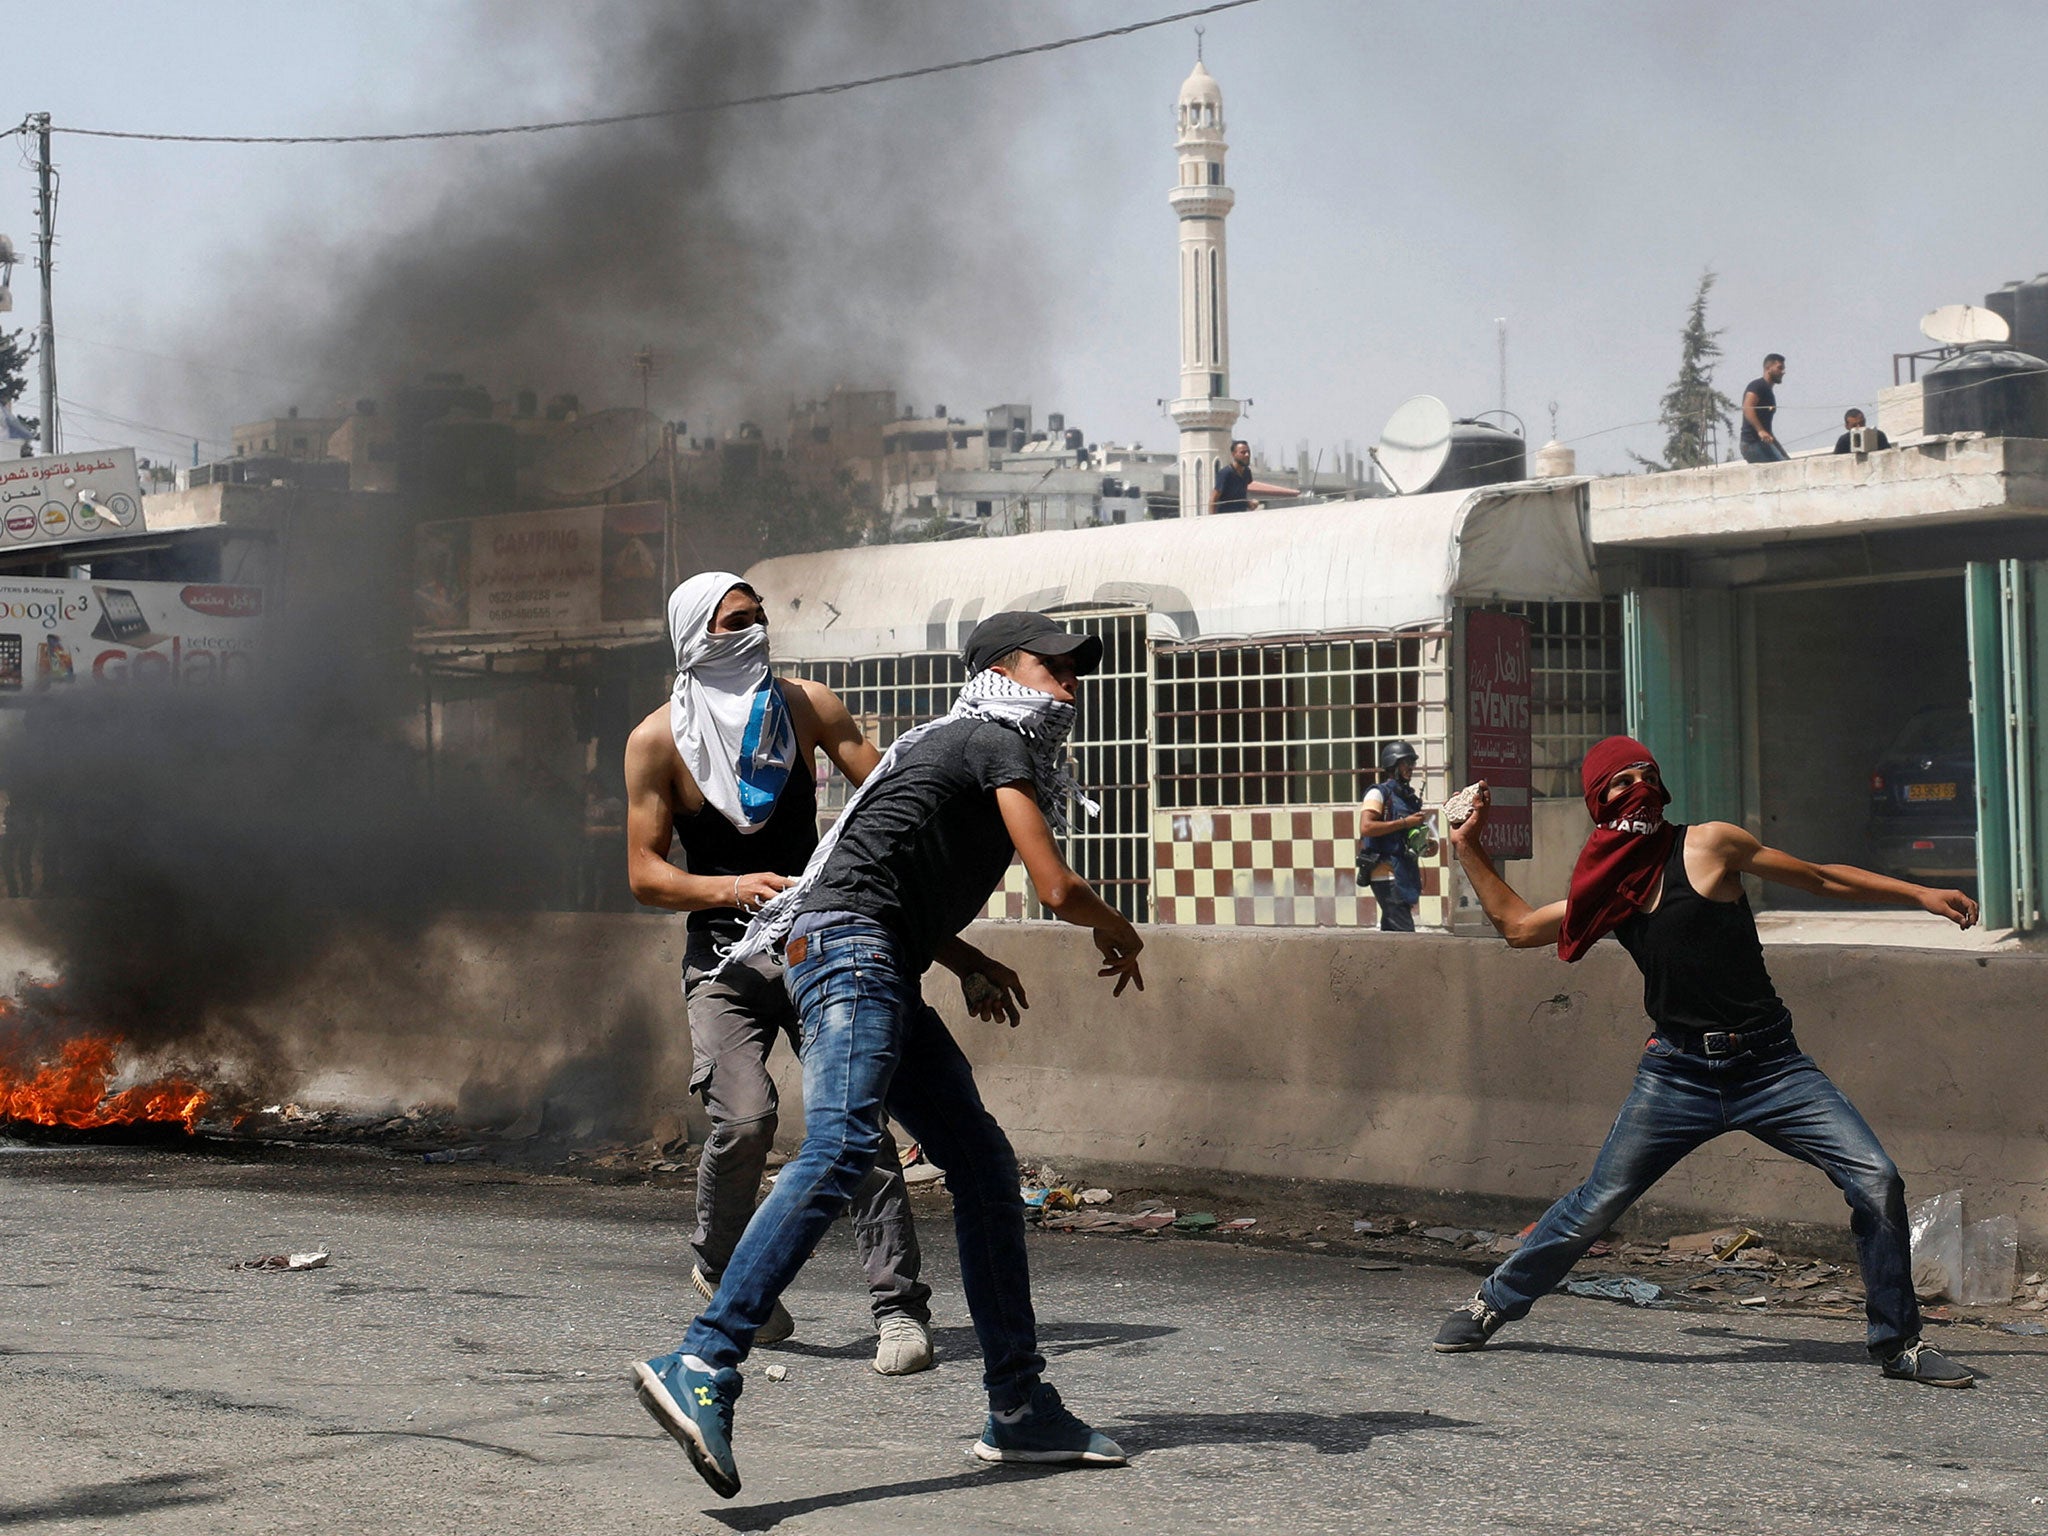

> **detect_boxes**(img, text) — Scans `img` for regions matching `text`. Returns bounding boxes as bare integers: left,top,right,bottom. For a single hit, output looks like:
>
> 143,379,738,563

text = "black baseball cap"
962,611,1104,677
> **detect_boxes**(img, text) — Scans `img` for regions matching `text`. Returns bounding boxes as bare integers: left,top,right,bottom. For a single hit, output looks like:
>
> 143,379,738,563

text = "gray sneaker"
691,1265,795,1347
873,1314,935,1376
1881,1341,1975,1388
1433,1293,1508,1352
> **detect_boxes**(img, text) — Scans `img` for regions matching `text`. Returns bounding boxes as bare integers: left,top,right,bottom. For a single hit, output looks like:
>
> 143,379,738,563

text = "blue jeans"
679,919,1045,1410
1741,438,1789,463
1479,1034,1920,1358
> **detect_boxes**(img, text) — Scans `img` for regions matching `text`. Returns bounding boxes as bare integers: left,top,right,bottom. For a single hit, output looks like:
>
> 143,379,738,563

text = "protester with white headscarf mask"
666,571,799,833
624,575,1030,1383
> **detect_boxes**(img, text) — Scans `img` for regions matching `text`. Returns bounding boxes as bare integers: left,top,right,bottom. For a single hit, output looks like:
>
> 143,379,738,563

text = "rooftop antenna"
1496,317,1508,416
1194,24,1204,59
1548,399,1560,438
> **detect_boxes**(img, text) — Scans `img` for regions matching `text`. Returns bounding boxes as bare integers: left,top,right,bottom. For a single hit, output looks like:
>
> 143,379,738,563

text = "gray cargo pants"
683,952,931,1324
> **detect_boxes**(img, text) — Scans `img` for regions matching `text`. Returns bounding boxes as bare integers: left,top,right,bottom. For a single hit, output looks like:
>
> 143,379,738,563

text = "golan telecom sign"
0,576,262,693
0,448,148,553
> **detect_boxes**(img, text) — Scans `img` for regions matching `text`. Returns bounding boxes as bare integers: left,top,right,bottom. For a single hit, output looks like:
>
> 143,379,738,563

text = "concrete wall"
8,910,2042,1242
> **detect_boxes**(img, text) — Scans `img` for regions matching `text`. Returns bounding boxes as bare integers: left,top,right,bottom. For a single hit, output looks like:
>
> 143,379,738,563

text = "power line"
57,332,331,391
57,395,230,450
33,1,1270,147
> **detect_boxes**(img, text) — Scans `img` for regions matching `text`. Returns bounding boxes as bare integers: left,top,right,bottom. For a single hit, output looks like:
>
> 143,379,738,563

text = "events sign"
413,502,664,636
0,576,262,694
1461,608,1533,860
0,448,148,553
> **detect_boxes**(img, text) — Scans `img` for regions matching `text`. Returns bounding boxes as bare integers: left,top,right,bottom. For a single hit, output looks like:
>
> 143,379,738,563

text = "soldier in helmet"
1356,740,1436,931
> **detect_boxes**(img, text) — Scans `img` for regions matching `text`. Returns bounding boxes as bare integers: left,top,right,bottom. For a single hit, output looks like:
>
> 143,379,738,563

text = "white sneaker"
872,1314,934,1376
691,1264,795,1347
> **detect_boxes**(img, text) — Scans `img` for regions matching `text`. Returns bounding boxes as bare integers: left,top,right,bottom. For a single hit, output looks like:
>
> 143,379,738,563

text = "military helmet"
1379,739,1419,773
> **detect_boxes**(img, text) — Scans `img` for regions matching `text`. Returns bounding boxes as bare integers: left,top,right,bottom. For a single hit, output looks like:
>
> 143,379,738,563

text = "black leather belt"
1660,1016,1793,1058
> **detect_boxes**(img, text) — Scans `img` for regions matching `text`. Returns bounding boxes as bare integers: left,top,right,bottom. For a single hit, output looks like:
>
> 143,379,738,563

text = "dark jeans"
1369,877,1416,932
1479,1033,1920,1358
1740,438,1789,464
683,953,930,1324
680,919,1044,1409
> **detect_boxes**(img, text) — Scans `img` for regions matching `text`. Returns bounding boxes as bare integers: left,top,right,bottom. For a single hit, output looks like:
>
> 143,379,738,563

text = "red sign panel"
1464,610,1533,859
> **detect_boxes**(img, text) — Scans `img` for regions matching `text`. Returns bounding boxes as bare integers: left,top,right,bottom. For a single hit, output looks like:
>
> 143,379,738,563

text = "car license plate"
1906,782,1957,801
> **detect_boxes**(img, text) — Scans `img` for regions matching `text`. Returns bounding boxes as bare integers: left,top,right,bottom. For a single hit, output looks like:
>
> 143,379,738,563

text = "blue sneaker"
972,1382,1127,1466
633,1351,744,1498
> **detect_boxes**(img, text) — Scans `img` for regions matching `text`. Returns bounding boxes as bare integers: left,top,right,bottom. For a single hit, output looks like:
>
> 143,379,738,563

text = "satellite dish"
1373,394,1453,495
1921,304,2010,346
530,406,663,500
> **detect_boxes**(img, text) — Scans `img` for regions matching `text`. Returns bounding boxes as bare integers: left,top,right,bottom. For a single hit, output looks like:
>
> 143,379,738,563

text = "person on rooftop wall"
1740,353,1789,463
1431,736,1979,1389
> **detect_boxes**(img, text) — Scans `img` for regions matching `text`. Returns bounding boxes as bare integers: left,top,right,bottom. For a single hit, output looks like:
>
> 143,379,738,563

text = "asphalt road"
4,1142,2046,1535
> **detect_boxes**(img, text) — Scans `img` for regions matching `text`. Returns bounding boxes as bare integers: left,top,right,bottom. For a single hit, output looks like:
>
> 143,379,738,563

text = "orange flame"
0,1036,209,1133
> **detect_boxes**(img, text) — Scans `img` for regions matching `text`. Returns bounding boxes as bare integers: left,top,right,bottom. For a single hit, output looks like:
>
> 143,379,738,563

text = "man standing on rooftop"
1740,354,1788,463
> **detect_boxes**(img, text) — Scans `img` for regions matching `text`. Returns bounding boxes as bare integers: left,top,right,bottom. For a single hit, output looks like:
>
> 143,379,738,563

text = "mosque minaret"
1169,51,1240,518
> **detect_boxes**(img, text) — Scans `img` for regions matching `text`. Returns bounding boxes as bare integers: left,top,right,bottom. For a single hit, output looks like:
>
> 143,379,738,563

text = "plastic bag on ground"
1908,1190,1964,1302
1957,1213,2018,1307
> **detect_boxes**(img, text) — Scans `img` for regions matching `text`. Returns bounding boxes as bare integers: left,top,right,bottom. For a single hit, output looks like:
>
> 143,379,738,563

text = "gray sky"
12,0,2048,475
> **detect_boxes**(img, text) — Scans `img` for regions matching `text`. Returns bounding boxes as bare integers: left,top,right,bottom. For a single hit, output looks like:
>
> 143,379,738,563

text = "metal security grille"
1047,607,1152,922
794,653,969,815
1153,633,1449,808
786,618,1152,924
1490,600,1626,798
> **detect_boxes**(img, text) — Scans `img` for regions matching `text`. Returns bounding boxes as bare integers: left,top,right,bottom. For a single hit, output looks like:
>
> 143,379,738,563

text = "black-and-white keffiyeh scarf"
717,669,1098,971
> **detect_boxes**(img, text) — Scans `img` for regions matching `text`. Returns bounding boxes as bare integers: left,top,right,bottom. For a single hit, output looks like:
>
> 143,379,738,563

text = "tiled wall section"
1153,806,1447,928
979,806,1449,928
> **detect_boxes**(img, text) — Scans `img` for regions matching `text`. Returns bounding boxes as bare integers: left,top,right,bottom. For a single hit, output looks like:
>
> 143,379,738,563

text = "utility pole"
29,113,58,455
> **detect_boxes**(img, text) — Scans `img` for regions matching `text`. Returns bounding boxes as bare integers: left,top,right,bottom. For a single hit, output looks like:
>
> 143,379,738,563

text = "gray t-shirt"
796,717,1035,969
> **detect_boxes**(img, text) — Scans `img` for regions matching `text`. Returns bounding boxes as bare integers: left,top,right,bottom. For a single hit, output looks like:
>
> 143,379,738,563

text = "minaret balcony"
1169,184,1235,219
1167,397,1242,430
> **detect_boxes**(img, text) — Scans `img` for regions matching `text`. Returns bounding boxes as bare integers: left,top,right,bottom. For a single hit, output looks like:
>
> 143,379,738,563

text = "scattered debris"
1420,1226,1469,1245
1737,1295,1769,1308
1221,1217,1258,1232
902,1162,945,1186
1352,1219,1383,1235
420,1146,485,1165
238,1251,329,1272
1910,1191,2020,1306
763,1363,789,1382
1998,1321,2047,1337
1558,1275,1669,1308
1079,1188,1113,1206
1173,1212,1219,1232
1352,1262,1402,1273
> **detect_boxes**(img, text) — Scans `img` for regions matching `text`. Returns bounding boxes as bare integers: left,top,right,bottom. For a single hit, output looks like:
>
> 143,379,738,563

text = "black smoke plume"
1,0,1052,1103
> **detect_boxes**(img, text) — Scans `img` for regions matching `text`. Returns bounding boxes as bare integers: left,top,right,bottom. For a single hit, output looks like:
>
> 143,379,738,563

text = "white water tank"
1534,438,1576,477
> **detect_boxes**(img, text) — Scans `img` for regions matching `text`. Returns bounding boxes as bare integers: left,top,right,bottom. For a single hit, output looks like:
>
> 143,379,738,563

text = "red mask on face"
1558,736,1677,962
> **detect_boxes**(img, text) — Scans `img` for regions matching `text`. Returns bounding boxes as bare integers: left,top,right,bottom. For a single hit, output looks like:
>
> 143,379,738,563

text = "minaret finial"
1194,24,1204,61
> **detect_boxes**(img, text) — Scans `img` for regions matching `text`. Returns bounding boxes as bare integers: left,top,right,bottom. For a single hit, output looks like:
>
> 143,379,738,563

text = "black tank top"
674,760,818,965
1613,826,1785,1036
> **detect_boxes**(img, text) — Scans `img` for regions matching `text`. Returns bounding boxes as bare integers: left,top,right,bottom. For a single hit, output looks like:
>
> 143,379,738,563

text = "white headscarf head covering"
667,571,799,833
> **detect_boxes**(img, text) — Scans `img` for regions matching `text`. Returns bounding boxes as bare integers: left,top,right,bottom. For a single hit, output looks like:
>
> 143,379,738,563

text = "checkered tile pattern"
1152,807,1447,929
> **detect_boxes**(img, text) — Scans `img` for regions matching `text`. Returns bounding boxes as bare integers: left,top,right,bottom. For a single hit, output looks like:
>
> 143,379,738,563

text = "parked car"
1866,705,1976,884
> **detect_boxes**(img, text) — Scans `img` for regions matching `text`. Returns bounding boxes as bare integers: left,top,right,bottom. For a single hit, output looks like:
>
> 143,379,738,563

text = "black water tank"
2013,272,2048,361
1434,419,1526,491
1985,279,2024,335
1922,343,2048,439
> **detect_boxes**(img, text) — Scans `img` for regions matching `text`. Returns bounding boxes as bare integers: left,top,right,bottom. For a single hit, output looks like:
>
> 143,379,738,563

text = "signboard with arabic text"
0,448,148,553
1459,608,1533,860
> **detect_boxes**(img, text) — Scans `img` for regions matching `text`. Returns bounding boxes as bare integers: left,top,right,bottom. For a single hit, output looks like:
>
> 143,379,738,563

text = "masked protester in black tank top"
673,766,818,968
1612,826,1785,1037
